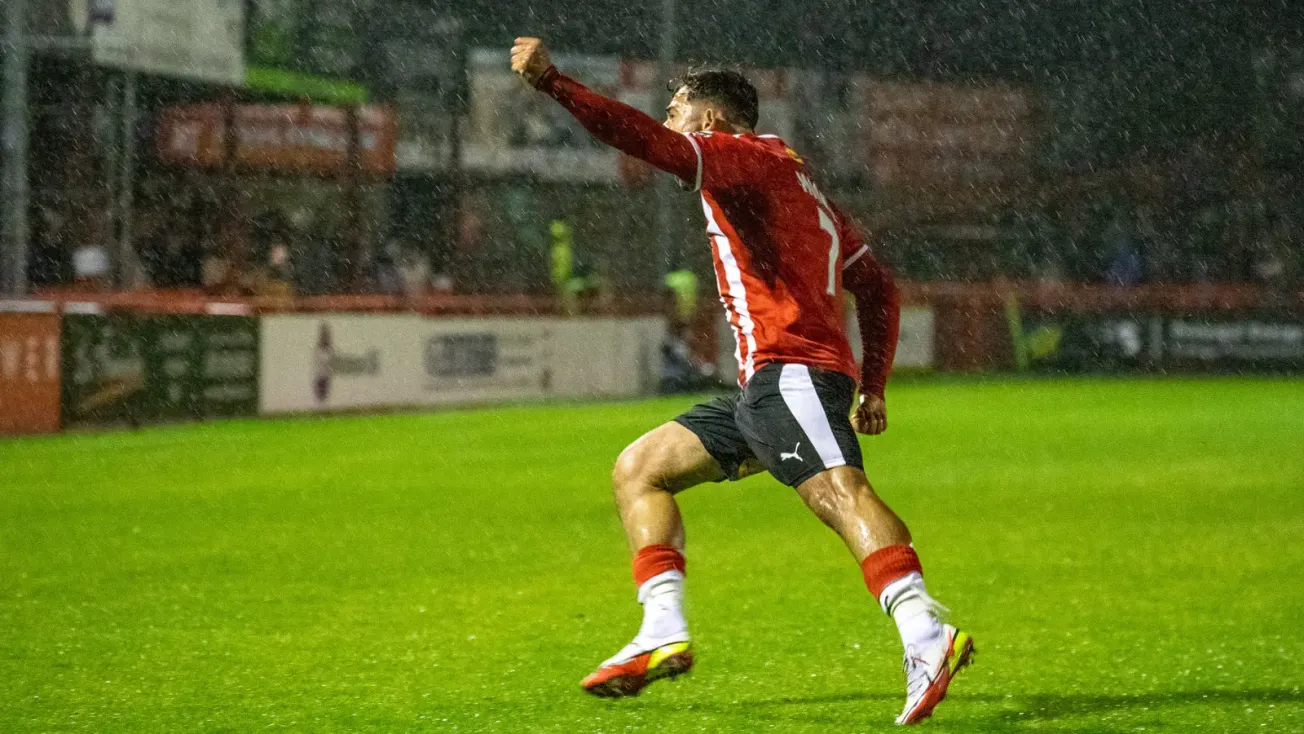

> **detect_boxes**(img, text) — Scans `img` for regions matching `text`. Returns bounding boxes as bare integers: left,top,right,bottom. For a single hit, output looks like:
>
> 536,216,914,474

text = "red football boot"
581,641,694,698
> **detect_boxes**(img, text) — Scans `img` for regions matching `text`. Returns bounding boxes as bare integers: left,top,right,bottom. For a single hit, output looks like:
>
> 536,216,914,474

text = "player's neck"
706,123,753,136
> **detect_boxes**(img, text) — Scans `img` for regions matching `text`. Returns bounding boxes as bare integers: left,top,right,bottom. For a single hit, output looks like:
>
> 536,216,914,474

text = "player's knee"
612,445,650,496
612,440,670,499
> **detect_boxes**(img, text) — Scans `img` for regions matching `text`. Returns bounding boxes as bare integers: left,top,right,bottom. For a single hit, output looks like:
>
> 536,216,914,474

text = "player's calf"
861,544,972,724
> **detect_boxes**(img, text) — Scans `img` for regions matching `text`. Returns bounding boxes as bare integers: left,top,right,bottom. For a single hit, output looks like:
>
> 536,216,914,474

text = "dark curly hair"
669,69,759,130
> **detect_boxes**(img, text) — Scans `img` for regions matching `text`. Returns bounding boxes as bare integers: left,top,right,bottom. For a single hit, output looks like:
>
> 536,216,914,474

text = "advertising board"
81,0,246,85
259,314,423,414
844,305,936,372
61,314,259,427
1163,316,1304,369
549,318,664,398
156,104,397,175
465,49,622,183
417,319,553,406
1017,310,1304,373
0,314,62,435
260,315,665,415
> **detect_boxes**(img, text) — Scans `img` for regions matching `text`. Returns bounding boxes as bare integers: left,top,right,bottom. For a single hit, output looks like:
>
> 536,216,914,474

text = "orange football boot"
581,641,694,698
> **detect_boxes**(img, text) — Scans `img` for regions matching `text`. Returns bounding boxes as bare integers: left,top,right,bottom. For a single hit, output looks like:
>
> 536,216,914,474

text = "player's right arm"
511,37,700,184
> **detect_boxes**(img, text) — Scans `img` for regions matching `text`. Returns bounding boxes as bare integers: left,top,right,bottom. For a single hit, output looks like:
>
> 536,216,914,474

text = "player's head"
664,69,759,134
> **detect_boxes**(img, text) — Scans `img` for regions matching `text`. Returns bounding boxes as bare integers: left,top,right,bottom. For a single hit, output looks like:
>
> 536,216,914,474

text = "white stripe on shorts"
778,364,847,470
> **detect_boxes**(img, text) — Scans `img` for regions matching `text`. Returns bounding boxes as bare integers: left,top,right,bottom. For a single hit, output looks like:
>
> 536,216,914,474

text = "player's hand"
852,394,887,436
511,37,552,87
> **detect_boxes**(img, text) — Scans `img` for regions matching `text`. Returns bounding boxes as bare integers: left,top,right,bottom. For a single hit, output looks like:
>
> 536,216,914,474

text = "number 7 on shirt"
817,206,840,296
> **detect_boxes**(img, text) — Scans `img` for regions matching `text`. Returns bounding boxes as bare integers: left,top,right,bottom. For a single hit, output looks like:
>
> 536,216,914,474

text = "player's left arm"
511,37,699,184
838,209,900,436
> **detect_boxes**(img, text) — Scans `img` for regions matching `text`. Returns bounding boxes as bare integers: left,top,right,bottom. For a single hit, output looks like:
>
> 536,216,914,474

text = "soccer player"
511,37,974,725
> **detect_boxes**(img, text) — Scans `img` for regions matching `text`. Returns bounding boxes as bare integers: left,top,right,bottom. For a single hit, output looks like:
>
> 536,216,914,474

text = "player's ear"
702,107,719,132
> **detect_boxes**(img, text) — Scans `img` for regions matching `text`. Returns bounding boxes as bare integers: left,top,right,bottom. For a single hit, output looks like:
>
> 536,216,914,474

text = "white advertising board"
260,315,423,414
550,318,663,399
260,315,665,415
74,0,246,85
855,306,935,371
416,318,553,406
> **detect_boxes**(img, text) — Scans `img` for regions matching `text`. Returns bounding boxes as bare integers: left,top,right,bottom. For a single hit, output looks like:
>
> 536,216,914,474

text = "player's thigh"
613,421,729,495
661,392,767,487
735,362,864,488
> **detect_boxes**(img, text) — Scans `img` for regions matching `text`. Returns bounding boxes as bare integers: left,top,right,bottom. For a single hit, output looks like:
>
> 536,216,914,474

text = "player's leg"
737,363,973,725
610,421,725,553
584,397,757,698
793,465,972,724
792,464,911,559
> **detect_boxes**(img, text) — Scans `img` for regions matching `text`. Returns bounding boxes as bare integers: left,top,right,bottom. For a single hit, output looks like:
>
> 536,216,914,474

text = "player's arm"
838,210,900,436
511,37,699,184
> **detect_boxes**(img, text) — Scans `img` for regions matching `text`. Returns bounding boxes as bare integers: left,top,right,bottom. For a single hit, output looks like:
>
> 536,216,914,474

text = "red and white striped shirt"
686,131,869,385
540,67,900,394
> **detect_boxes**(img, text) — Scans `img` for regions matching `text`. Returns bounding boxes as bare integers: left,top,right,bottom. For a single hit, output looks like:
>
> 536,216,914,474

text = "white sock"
632,570,689,647
878,572,945,652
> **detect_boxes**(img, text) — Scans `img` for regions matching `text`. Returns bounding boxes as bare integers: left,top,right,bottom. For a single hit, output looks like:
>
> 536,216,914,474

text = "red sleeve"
839,213,900,397
537,66,698,184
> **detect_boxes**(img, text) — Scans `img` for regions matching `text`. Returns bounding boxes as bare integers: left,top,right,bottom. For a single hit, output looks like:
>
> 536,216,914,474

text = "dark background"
452,0,1304,160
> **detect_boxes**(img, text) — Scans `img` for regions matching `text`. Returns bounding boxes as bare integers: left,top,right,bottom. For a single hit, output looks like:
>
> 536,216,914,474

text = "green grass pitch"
3,378,1303,732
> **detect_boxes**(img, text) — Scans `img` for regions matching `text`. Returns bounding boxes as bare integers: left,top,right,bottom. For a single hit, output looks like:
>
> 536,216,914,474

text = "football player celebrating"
512,37,973,725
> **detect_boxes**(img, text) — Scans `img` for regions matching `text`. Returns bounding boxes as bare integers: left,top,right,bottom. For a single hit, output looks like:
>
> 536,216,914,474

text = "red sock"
632,544,686,586
860,545,923,600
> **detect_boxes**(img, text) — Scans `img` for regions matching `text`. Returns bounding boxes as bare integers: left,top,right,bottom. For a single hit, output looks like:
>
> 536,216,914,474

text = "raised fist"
511,37,552,87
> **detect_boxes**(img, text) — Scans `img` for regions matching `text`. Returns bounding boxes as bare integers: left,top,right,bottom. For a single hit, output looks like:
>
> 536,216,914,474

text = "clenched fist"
511,37,552,87
852,394,887,436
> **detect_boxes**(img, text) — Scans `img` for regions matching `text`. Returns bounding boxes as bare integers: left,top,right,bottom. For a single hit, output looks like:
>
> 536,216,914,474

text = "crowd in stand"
24,170,1302,299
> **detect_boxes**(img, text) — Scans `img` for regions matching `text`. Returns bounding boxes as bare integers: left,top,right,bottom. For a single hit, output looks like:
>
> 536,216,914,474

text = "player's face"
664,87,718,134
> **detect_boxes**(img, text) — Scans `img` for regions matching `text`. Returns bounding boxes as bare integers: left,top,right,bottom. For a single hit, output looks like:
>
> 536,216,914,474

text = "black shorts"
674,362,864,488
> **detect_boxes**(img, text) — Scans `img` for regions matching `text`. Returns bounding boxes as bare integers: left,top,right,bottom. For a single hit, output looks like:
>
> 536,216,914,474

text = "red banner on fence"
156,103,398,176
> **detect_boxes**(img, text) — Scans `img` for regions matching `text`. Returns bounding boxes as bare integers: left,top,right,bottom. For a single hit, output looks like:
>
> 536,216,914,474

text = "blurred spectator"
247,239,294,299
431,272,455,294
398,247,432,297
72,217,112,291
295,227,342,296
1136,207,1176,284
1104,214,1144,286
374,242,404,295
30,202,72,286
1252,218,1294,293
1253,246,1287,288
664,268,700,323
660,320,718,394
139,207,202,288
201,237,239,294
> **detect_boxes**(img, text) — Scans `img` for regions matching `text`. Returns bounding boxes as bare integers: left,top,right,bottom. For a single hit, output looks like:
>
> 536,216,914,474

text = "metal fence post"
3,0,31,296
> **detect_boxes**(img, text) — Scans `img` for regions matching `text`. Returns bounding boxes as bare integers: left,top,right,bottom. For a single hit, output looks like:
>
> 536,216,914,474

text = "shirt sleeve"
838,209,900,398
538,67,699,185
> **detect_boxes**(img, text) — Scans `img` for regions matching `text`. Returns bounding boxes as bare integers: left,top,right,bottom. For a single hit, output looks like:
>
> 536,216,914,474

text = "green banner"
245,67,369,104
62,315,260,427
1018,309,1304,374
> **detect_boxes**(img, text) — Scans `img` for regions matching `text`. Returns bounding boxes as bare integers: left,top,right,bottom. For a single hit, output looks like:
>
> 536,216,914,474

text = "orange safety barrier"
24,288,667,318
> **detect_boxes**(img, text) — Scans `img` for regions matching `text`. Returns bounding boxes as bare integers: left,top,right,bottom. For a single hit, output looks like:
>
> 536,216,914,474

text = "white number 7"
818,207,840,296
